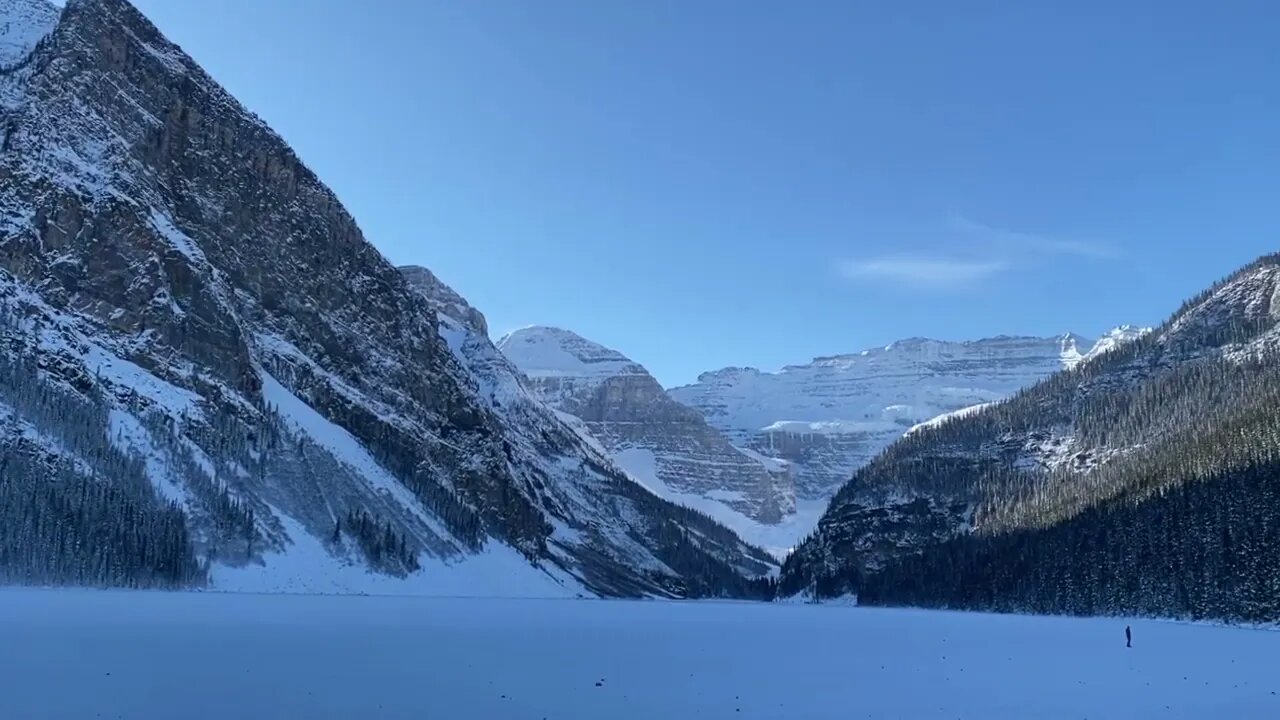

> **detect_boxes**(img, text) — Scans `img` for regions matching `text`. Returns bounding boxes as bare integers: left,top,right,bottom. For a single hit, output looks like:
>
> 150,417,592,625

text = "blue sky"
130,0,1280,387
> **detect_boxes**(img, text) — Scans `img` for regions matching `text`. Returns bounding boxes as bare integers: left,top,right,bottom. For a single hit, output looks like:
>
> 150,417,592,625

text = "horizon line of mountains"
487,309,1148,555
4,0,1279,624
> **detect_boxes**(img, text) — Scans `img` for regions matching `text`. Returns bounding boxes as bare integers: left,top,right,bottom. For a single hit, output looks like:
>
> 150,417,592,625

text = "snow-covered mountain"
780,255,1280,622
494,324,1147,556
0,0,775,598
497,326,800,556
669,328,1148,501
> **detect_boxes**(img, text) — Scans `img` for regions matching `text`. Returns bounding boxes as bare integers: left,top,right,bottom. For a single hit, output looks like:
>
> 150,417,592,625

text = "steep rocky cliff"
670,329,1146,501
497,326,796,551
0,0,772,597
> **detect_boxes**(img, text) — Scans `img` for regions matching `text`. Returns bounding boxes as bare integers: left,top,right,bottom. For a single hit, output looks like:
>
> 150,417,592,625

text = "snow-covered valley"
499,325,1150,557
4,13,1280,720
2,590,1278,720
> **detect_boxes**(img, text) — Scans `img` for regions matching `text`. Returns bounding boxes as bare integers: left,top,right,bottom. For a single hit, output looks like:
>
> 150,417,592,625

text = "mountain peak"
398,265,488,335
685,366,763,387
497,326,646,380
500,325,797,535
1158,258,1280,353
789,333,1095,370
1058,332,1088,366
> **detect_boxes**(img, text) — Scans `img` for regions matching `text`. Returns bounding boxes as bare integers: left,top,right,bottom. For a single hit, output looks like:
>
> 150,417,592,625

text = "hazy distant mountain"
670,328,1148,500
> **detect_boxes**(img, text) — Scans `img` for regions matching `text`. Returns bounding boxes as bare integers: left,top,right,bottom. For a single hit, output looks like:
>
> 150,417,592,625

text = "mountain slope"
0,0,771,598
400,269,778,591
0,0,54,67
670,329,1145,501
495,325,797,555
781,254,1280,622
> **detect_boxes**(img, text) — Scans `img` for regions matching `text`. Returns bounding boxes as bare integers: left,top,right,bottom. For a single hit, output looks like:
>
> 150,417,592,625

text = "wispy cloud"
838,256,1010,289
949,215,1119,260
835,216,1116,293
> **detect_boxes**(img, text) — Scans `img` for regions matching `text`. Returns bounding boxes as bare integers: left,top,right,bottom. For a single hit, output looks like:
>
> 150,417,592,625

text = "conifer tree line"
0,310,205,587
858,457,1280,622
649,517,776,599
0,316,446,587
0,451,203,587
339,508,420,574
785,255,1280,622
140,409,259,562
0,303,501,590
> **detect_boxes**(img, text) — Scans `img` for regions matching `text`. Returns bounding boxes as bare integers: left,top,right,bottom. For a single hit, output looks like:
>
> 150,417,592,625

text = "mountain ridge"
498,325,797,555
669,327,1147,501
780,253,1280,622
0,0,774,598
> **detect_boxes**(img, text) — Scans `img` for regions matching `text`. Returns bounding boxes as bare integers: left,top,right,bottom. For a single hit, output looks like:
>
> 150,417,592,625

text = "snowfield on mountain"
670,328,1148,501
2,589,1279,720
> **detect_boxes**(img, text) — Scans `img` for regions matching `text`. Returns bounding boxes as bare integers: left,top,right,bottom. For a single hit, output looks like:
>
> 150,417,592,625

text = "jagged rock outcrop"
398,265,488,336
497,327,796,528
0,0,773,597
670,329,1147,500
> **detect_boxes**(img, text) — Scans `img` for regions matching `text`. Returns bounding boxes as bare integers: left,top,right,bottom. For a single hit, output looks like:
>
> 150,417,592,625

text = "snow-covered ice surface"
212,512,583,598
2,591,1278,720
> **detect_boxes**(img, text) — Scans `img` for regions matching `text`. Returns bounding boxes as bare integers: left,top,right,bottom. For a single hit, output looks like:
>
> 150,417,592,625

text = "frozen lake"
1,590,1277,719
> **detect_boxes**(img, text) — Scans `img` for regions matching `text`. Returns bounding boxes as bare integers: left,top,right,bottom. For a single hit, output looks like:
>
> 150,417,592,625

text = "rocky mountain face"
398,265,488,337
781,255,1280,621
669,329,1147,501
0,0,773,598
497,326,796,530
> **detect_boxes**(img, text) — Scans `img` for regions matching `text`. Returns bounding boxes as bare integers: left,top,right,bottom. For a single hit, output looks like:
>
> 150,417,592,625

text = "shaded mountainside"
782,254,1280,622
497,325,796,556
400,268,777,592
497,326,795,526
670,329,1144,501
0,0,771,598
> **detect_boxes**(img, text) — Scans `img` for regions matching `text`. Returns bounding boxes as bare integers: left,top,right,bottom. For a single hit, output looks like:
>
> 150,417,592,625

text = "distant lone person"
1126,625,1132,648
